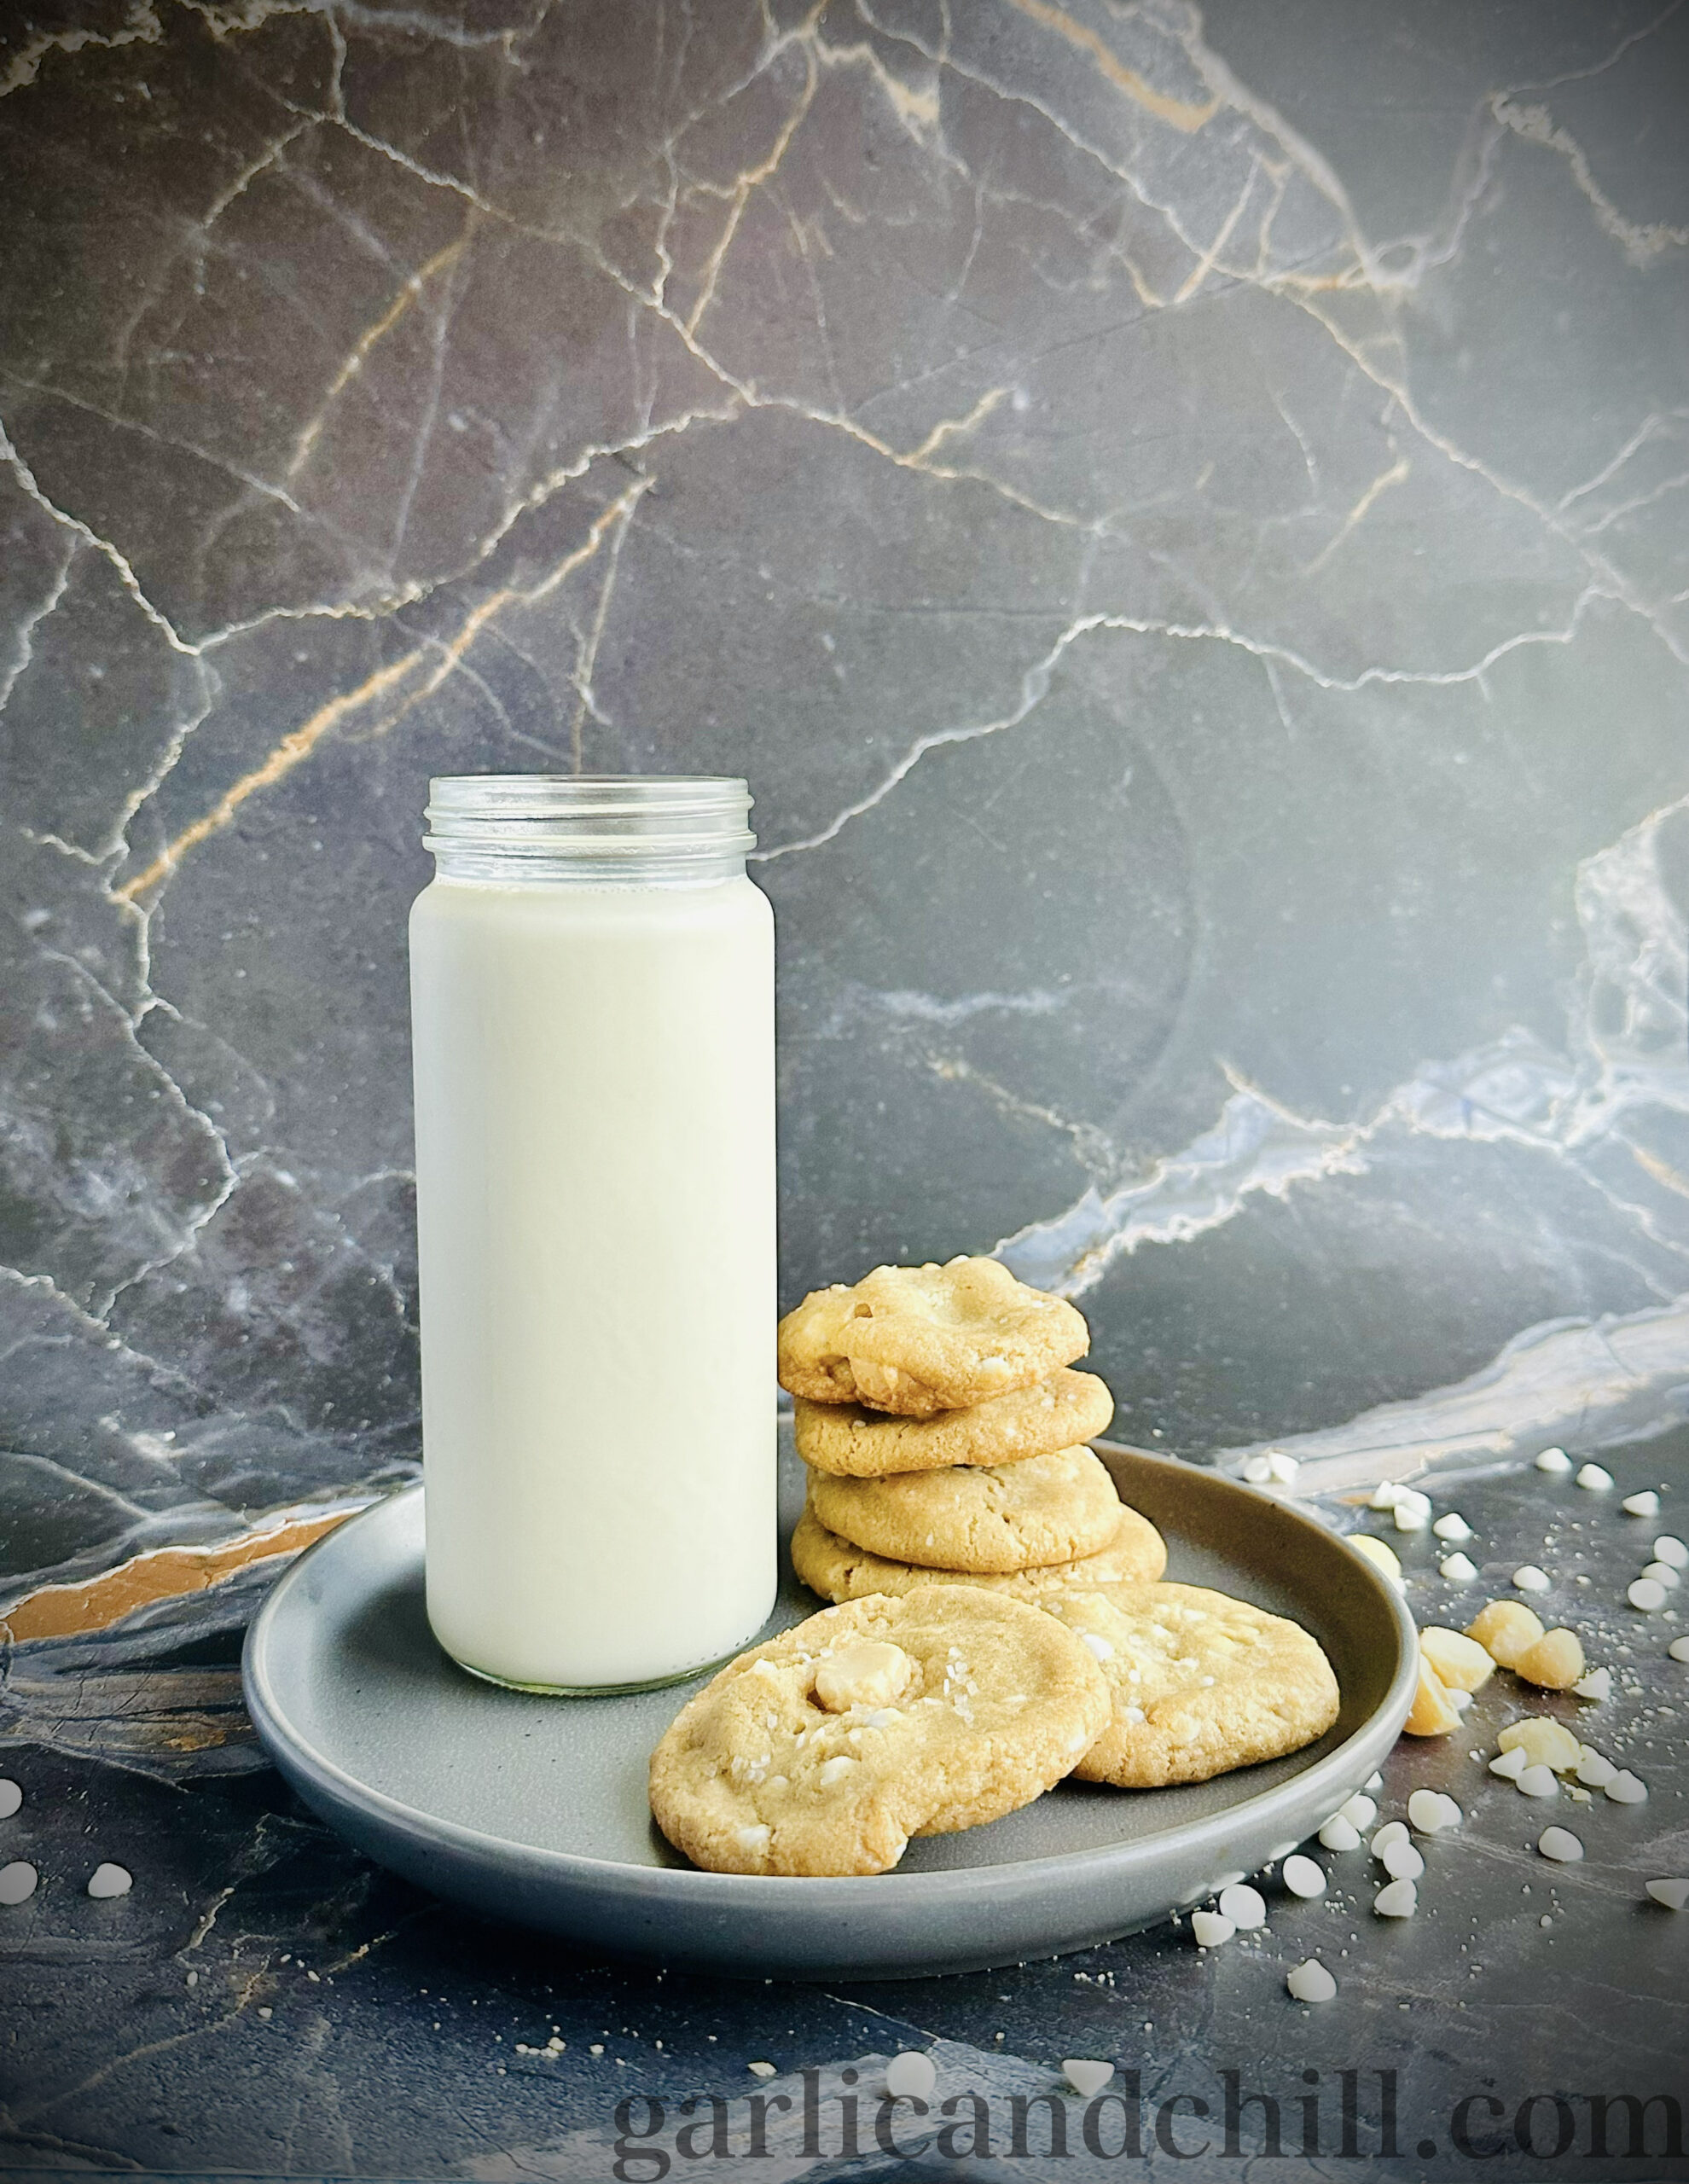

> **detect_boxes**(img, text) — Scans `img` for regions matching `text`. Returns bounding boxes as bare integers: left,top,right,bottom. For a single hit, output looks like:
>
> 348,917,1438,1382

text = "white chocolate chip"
1534,1447,1571,1474
1576,1463,1614,1491
817,1756,859,1786
1408,1789,1464,1833
1575,1749,1616,1786
1670,1635,1689,1663
1383,1841,1425,1881
885,2051,937,2100
1537,1827,1583,1862
1517,1765,1558,1798
1373,1879,1418,1918
1628,1577,1668,1612
1605,1770,1647,1804
1337,1792,1378,1830
0,1780,20,1820
1571,1667,1611,1702
1282,1855,1326,1898
1622,1490,1660,1517
1371,1821,1409,1856
0,1862,38,1906
747,2061,776,2079
1640,1561,1680,1590
813,1642,914,1714
1654,1535,1687,1570
1489,1747,1528,1780
1078,1631,1114,1663
1286,1960,1337,2002
1393,1493,1432,1533
1439,1552,1479,1583
1064,2059,1115,2099
734,1826,770,1853
1365,1772,1384,1792
1317,1815,1361,1851
1217,1884,1267,1931
1645,1879,1689,1911
1243,1455,1274,1484
1192,1909,1235,1948
1369,1481,1405,1509
1267,1453,1300,1485
1432,1511,1473,1542
86,1863,131,1899
1512,1565,1551,1594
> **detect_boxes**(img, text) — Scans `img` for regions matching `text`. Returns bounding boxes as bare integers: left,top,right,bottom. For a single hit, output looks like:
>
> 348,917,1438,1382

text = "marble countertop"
3,1433,1685,2181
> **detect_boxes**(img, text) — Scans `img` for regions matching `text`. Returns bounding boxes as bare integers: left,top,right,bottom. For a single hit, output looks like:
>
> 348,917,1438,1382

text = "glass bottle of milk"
409,776,776,1693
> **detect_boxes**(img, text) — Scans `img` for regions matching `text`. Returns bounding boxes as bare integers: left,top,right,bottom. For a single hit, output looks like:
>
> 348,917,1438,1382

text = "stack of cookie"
778,1256,1168,1603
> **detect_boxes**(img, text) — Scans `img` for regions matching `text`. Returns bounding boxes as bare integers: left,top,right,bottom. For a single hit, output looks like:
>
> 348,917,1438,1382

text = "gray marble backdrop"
3,0,1687,1604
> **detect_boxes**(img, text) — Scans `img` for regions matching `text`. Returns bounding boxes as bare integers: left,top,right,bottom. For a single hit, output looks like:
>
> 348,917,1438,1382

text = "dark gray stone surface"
1,0,1687,2172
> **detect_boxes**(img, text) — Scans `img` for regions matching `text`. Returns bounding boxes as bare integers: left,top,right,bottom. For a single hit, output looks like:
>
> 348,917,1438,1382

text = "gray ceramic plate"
243,1437,1416,1981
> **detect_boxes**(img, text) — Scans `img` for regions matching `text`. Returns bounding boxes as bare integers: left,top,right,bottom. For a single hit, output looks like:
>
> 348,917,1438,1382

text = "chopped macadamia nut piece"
1515,1628,1585,1690
1404,1657,1461,1736
813,1641,914,1713
1498,1718,1583,1772
1419,1628,1495,1693
1466,1600,1545,1668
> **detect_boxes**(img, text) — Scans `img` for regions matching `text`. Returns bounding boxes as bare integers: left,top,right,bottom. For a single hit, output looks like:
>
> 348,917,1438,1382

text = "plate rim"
242,1446,1419,1908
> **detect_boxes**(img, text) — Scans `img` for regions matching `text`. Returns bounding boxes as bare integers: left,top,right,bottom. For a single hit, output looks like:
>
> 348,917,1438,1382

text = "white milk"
409,793,776,1692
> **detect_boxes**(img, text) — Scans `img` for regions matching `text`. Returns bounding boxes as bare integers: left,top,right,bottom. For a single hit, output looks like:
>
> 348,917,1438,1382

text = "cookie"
647,1587,1111,1875
791,1503,1167,1606
1041,1582,1341,1788
777,1257,1088,1415
794,1368,1114,1478
807,1445,1124,1572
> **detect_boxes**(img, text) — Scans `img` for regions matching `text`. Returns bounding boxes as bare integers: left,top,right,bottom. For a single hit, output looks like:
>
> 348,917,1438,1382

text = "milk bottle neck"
423,775,755,887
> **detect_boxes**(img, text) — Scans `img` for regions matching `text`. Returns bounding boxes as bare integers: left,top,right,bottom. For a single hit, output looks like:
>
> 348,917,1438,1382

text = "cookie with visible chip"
1041,1582,1341,1788
647,1587,1110,1876
777,1257,1088,1415
791,1502,1167,1606
808,1445,1124,1572
795,1368,1114,1478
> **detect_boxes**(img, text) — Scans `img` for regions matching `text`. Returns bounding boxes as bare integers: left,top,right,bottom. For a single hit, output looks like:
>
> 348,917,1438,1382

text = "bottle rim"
423,774,755,883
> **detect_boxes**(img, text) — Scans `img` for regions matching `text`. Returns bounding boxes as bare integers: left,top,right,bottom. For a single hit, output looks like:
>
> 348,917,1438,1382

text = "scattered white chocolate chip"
1409,1789,1464,1833
1576,1749,1617,1787
1466,1599,1545,1667
1365,1772,1384,1792
1337,1792,1378,1830
747,2061,776,2079
1534,1447,1572,1474
1640,1561,1680,1590
1267,1453,1300,1486
814,1641,914,1713
1242,1455,1274,1484
1192,1909,1235,1948
1286,1960,1337,2002
1654,1535,1688,1570
0,1862,38,1906
1605,1770,1647,1804
1517,1765,1559,1798
1439,1552,1479,1583
0,1780,20,1820
1373,1879,1418,1918
1645,1879,1689,1911
734,1826,770,1854
1628,1577,1668,1612
1383,1841,1425,1881
817,1756,859,1786
1500,1718,1582,1770
885,2051,937,2100
1282,1855,1326,1898
1419,1629,1495,1693
1515,1628,1586,1690
1064,2059,1115,2099
1349,1535,1404,1590
1670,1635,1689,1663
1576,1463,1614,1491
1537,1827,1583,1862
1448,1687,1473,1714
1217,1884,1267,1931
1432,1512,1473,1542
1622,1490,1660,1517
1371,1821,1409,1857
1489,1747,1528,1780
1393,1493,1432,1533
1077,1631,1114,1663
1512,1565,1551,1594
86,1863,131,1899
1317,1815,1361,1852
1369,1481,1405,1510
1571,1667,1611,1702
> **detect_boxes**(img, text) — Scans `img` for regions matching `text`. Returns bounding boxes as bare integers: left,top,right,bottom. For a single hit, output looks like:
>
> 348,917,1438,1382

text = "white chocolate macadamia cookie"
777,1257,1088,1415
794,1368,1114,1478
806,1445,1124,1572
791,1503,1167,1606
648,1589,1110,1876
1042,1582,1341,1788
